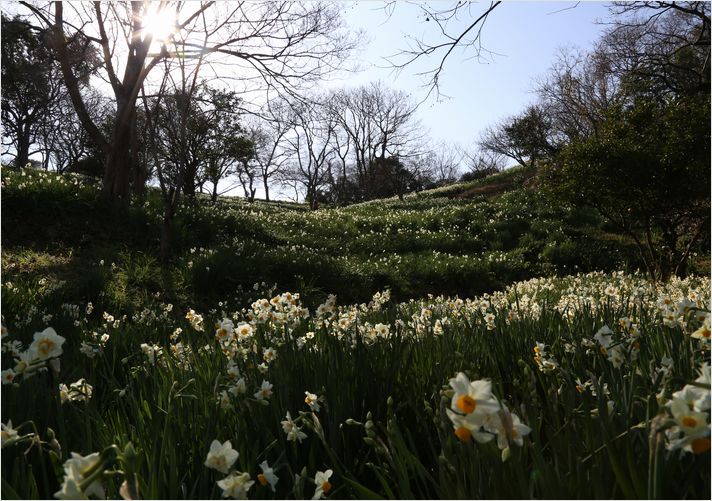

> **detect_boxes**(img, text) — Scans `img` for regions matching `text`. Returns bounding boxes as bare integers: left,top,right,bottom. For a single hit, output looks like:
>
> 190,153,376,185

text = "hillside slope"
2,166,698,316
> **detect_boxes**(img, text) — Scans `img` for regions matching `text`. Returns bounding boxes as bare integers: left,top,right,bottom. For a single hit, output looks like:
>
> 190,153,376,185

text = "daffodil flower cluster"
445,372,531,461
53,446,120,500
59,378,93,404
248,292,308,327
204,440,257,499
664,363,711,455
533,341,558,372
186,309,205,331
281,411,308,442
2,327,65,386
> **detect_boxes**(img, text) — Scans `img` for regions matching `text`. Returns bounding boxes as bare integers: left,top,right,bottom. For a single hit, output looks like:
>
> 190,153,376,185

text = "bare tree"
384,1,502,100
478,105,559,167
19,1,357,202
425,141,463,185
602,1,710,98
534,47,622,142
245,104,292,202
330,82,424,194
283,101,336,210
459,147,507,178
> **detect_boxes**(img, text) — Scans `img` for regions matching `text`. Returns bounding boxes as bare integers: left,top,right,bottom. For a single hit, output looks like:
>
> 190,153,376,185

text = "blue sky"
334,1,611,148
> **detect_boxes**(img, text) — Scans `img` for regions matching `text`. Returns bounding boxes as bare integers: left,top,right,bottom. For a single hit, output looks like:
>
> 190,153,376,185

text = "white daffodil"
263,347,277,363
594,325,613,355
485,407,532,450
312,469,333,499
254,380,273,401
229,378,247,397
445,408,494,444
305,391,321,412
691,315,710,341
235,323,253,340
218,390,231,409
29,327,65,360
1,420,18,448
448,372,500,416
55,452,105,500
204,440,239,474
257,460,279,492
217,471,254,499
281,412,307,442
54,477,86,500
1,369,16,385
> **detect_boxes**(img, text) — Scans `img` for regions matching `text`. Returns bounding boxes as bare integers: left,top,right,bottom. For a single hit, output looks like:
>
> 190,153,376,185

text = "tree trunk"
263,176,270,202
15,127,30,168
103,98,134,201
103,136,131,201
182,163,197,197
130,118,147,196
160,207,174,262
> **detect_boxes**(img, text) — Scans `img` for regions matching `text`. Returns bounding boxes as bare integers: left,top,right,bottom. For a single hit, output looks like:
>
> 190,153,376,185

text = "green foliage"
541,94,711,280
1,271,709,499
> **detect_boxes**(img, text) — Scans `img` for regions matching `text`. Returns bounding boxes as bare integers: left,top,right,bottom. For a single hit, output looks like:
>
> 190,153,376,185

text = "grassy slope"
1,166,704,317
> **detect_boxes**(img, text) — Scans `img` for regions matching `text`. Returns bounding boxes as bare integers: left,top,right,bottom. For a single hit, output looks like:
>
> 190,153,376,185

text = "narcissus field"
1,168,709,499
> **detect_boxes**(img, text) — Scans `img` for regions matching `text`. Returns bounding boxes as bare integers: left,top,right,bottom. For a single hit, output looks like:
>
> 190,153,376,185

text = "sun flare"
141,6,176,42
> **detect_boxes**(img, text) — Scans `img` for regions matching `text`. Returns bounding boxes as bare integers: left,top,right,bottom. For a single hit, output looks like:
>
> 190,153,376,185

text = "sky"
335,1,611,148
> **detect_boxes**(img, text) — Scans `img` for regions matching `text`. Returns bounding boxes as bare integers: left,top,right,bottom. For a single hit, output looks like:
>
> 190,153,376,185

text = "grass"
1,271,710,499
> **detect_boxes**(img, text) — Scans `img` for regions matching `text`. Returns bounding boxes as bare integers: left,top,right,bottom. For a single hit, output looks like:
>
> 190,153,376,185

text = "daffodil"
281,412,307,442
254,380,273,400
691,315,710,341
204,440,239,474
257,460,278,492
29,327,65,360
448,372,500,416
229,378,247,396
1,420,18,448
217,471,254,499
55,452,105,500
445,408,494,444
485,407,532,451
312,469,333,499
594,325,613,355
218,390,231,409
1,369,16,385
305,391,321,412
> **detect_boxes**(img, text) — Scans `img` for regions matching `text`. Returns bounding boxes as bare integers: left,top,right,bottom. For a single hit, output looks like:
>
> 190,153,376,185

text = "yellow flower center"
682,416,698,428
216,328,228,338
691,437,711,454
257,473,268,486
38,338,54,357
321,481,332,494
702,327,711,339
456,395,477,414
599,346,607,356
454,426,471,442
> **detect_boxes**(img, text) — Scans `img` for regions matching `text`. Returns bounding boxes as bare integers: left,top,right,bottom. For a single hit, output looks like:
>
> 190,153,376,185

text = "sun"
141,5,176,43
